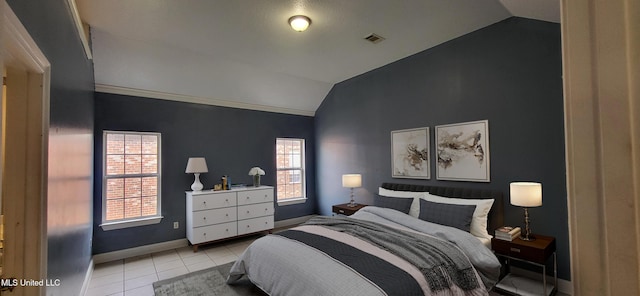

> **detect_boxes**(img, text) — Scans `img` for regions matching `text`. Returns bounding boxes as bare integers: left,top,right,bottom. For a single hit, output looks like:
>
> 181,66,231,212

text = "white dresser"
186,186,274,251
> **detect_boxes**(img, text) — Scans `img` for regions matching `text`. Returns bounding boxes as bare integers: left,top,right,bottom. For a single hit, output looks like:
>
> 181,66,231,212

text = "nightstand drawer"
492,235,556,264
332,203,367,216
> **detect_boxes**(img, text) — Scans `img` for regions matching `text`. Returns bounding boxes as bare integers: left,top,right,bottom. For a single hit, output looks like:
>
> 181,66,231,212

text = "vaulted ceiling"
78,0,559,116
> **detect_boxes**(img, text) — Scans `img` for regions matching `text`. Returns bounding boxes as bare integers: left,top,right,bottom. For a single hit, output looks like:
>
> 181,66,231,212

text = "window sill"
277,197,307,206
100,216,163,231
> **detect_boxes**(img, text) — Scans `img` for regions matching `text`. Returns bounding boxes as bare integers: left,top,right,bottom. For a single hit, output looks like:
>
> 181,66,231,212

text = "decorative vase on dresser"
186,186,274,252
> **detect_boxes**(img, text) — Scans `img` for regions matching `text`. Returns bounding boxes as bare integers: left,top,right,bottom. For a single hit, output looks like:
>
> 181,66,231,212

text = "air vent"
364,33,385,44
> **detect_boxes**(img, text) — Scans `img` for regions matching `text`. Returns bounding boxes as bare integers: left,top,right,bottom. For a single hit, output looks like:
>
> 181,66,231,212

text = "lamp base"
519,234,536,241
347,188,357,207
191,173,204,191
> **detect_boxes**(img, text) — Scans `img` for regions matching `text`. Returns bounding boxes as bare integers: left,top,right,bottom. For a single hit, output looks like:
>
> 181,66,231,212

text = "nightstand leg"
543,264,547,296
554,252,558,295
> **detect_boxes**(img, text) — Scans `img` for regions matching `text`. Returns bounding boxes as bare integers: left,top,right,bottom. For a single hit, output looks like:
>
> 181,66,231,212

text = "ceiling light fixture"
288,15,311,32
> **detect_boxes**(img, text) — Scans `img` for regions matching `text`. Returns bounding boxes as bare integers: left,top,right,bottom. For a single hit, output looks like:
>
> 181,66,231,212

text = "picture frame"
391,127,430,179
435,120,490,182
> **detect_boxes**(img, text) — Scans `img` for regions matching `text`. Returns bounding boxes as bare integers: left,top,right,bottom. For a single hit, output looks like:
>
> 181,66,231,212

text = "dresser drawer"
237,202,274,220
238,216,273,235
190,222,237,244
191,207,237,227
192,192,236,211
237,188,273,205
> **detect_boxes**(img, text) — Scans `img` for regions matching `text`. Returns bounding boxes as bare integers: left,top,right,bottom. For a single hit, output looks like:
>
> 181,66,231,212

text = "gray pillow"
373,195,413,214
418,199,476,232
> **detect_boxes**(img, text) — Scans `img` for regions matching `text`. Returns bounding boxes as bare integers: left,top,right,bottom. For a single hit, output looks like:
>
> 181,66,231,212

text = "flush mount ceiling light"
288,15,311,32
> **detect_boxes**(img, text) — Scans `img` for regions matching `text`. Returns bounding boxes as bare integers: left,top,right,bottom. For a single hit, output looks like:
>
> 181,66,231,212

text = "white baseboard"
274,215,316,229
92,238,188,264
510,266,573,295
80,259,94,296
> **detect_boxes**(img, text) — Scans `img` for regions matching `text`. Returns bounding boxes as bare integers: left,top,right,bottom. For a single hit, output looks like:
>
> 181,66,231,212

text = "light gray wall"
315,17,569,279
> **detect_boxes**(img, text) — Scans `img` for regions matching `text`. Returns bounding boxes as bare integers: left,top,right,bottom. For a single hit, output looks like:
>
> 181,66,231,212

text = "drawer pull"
246,196,250,199
203,217,206,220
225,199,228,202
203,232,206,236
225,213,229,217
265,221,268,224
225,229,228,232
247,211,250,214
510,247,521,253
247,225,250,228
339,210,345,213
265,208,268,211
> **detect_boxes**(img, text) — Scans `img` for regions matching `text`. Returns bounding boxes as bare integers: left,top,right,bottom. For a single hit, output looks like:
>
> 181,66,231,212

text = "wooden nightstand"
331,203,367,216
491,234,557,296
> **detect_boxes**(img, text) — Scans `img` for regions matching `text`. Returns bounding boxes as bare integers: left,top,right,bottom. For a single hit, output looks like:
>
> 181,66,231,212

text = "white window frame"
100,131,163,230
276,138,307,206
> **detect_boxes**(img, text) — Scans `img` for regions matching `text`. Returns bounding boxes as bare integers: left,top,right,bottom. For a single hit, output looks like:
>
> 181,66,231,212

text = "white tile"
151,249,181,265
124,284,155,296
90,272,123,289
181,253,211,266
157,266,189,281
124,255,154,271
176,246,199,259
93,260,124,278
124,265,156,279
205,246,233,260
85,280,123,296
154,258,186,273
186,260,217,272
227,245,248,256
124,273,158,291
212,254,238,266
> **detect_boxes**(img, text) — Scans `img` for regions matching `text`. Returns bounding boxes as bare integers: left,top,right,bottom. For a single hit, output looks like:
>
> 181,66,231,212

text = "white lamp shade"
185,157,208,173
342,174,362,188
510,182,542,207
288,15,311,32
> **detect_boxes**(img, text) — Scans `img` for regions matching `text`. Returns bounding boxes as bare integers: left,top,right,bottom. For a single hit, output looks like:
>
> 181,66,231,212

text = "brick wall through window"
104,132,161,222
276,138,304,200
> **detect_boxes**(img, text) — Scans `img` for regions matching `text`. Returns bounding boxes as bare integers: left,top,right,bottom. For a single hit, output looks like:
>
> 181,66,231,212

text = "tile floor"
85,235,258,296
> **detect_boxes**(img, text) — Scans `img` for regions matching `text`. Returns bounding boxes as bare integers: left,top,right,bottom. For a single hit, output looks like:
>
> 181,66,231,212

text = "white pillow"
378,187,422,218
419,192,494,239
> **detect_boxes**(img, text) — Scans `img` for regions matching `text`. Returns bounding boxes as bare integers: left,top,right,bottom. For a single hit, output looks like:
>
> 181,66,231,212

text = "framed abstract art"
435,120,490,182
391,127,430,179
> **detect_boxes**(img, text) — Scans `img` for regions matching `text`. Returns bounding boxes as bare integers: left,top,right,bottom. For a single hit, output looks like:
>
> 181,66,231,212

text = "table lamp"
342,174,362,207
185,157,208,191
510,182,542,241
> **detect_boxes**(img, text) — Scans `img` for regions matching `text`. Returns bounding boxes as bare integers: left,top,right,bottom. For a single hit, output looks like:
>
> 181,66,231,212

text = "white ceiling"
78,0,559,116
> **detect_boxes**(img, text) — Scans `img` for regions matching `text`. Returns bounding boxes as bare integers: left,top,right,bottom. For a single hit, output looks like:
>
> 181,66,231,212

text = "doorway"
0,1,51,295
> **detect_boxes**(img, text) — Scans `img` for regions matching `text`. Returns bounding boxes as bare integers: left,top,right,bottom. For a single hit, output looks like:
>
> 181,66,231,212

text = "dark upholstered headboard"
381,182,504,234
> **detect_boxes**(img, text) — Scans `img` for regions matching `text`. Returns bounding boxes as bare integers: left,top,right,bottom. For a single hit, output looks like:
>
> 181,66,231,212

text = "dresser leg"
192,244,199,252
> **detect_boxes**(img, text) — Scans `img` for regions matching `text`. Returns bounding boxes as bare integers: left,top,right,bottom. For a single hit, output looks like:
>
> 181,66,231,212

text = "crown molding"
95,84,315,117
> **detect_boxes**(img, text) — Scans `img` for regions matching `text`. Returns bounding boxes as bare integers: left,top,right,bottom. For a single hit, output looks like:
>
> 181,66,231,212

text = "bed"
226,183,504,296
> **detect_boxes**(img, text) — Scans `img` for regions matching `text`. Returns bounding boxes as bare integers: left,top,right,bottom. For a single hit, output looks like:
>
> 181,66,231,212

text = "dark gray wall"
93,93,316,254
7,0,95,295
315,17,569,279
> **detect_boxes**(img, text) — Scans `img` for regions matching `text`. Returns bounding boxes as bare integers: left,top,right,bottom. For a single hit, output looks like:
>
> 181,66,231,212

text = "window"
101,131,162,230
276,138,306,204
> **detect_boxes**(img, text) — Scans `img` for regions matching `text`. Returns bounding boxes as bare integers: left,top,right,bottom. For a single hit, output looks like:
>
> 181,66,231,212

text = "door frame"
0,1,50,295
